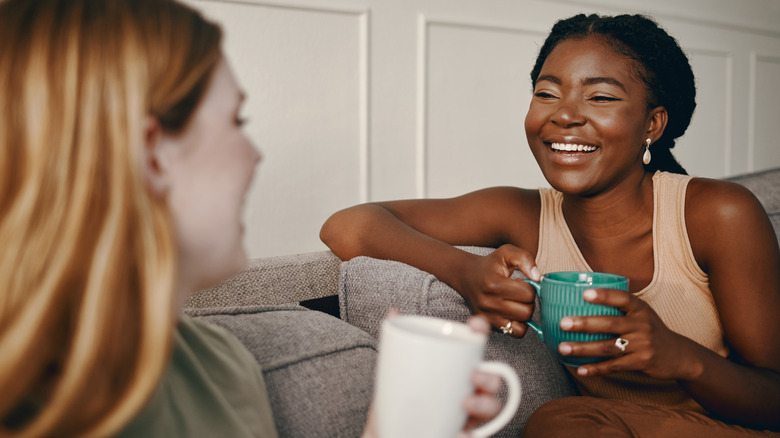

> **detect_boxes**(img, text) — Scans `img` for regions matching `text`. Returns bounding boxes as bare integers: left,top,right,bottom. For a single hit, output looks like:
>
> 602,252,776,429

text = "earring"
643,138,652,165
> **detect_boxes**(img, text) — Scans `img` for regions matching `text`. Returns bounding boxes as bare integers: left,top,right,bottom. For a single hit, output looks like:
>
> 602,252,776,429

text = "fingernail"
559,344,572,355
583,289,597,300
470,315,490,333
578,367,589,376
531,267,541,281
560,317,574,330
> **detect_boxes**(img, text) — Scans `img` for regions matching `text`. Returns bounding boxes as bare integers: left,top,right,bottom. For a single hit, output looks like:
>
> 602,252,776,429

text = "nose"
550,99,586,128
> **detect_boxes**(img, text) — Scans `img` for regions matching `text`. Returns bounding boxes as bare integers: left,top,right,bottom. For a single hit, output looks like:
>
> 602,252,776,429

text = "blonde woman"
0,0,501,436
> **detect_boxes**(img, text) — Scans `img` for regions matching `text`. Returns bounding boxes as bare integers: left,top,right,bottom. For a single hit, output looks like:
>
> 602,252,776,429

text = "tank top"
535,171,728,412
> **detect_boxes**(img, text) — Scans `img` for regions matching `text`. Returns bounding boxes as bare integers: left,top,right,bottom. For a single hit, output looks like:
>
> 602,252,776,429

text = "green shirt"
115,315,278,437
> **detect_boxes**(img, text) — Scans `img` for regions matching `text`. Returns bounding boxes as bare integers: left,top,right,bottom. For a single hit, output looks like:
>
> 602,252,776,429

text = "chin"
541,168,598,196
194,251,248,292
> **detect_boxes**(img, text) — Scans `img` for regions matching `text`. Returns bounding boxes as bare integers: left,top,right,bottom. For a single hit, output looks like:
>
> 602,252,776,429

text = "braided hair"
531,14,696,175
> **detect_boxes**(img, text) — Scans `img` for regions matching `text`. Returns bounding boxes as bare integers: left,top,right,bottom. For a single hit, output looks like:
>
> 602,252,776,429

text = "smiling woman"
525,33,668,197
321,13,780,436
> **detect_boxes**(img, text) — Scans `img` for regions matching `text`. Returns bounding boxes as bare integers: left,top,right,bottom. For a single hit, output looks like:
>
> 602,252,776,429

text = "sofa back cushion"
188,305,376,438
726,167,780,246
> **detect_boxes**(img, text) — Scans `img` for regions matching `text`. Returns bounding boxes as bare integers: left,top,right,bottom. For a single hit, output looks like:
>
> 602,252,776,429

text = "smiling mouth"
549,142,599,153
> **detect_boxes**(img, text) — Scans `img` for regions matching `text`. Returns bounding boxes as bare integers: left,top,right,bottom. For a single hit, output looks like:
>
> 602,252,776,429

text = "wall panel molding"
546,0,780,38
686,48,733,175
748,52,780,172
198,0,366,15
197,0,371,203
415,15,547,198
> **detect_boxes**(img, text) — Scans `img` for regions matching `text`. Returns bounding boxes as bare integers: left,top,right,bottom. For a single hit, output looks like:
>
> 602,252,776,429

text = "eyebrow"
536,74,561,85
536,74,626,91
582,76,626,91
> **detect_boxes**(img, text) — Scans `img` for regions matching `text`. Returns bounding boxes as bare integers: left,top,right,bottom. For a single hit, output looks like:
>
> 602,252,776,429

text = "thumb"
497,244,541,281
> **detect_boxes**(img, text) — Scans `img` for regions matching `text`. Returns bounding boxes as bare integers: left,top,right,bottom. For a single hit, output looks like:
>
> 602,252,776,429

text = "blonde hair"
0,0,222,436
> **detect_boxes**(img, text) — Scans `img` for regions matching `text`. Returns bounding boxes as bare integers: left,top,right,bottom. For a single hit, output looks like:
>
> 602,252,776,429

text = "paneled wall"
185,0,780,258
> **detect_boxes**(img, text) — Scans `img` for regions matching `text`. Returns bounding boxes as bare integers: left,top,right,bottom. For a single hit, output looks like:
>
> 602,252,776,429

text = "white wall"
185,0,780,258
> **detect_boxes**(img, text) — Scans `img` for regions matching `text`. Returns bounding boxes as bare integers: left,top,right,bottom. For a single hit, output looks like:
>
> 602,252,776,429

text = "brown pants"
522,397,780,438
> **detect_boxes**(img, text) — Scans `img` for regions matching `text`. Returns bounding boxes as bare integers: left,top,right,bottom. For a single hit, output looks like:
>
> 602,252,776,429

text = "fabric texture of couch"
184,167,780,437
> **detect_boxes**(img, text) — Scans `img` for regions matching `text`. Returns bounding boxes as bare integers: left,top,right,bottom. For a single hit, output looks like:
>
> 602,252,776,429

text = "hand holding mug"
520,272,629,366
561,287,696,381
458,244,541,337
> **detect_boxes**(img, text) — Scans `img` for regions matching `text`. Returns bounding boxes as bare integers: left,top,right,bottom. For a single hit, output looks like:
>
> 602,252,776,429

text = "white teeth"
550,143,597,152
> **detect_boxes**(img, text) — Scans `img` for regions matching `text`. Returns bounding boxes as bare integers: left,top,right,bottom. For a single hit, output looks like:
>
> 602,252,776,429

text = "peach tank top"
535,171,728,412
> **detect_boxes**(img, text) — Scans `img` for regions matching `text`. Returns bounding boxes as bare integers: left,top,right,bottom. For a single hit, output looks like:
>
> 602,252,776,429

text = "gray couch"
184,167,780,437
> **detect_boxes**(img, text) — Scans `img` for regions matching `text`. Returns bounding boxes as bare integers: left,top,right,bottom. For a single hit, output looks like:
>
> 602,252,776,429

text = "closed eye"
589,95,620,102
534,91,558,99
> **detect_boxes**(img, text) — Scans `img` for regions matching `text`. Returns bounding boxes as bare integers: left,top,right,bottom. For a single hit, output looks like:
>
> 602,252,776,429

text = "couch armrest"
185,250,341,308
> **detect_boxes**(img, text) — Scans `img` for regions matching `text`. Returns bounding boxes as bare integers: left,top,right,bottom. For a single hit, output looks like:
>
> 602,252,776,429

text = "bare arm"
678,179,780,429
320,187,543,333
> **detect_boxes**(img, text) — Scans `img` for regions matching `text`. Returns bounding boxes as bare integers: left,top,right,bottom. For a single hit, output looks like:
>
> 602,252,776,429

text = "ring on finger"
615,337,629,354
500,321,514,335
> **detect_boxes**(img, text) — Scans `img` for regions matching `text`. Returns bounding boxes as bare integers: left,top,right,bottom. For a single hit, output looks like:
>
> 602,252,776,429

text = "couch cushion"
186,251,342,308
338,247,577,437
187,305,376,438
726,167,780,244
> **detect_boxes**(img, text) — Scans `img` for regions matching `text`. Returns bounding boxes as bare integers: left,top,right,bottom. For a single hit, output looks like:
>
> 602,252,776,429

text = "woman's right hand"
458,244,541,337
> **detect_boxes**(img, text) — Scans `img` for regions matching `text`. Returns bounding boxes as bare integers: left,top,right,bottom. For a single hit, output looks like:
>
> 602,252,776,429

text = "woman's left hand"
557,288,697,380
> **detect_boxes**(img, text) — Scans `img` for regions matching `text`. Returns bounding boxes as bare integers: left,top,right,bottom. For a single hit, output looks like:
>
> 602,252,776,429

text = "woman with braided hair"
322,14,780,435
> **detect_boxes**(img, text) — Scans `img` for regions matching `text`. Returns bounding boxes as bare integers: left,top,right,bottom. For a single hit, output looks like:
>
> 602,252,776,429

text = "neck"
561,171,655,240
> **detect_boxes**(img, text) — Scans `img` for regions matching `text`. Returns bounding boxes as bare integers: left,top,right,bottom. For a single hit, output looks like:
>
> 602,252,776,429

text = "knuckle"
497,243,515,253
637,349,655,364
517,305,534,322
483,278,501,291
473,295,490,310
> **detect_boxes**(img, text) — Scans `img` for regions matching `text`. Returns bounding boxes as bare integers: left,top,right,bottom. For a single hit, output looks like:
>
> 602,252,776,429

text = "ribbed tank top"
535,171,728,412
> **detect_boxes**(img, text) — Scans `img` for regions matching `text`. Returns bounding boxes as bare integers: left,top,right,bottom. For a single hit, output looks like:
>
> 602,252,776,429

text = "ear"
646,106,668,144
142,115,170,198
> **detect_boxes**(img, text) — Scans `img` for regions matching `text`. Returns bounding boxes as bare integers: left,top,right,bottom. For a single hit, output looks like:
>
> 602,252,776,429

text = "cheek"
591,107,645,140
524,105,545,138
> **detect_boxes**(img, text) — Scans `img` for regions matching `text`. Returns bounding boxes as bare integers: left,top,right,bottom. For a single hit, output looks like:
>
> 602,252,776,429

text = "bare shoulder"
686,177,776,270
686,177,768,228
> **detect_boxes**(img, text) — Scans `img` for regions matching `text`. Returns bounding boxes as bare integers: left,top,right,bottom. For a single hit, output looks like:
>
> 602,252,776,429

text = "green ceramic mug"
523,272,629,366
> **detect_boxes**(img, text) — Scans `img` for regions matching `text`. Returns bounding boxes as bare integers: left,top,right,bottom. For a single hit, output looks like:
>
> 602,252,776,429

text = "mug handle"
521,279,544,340
469,362,522,438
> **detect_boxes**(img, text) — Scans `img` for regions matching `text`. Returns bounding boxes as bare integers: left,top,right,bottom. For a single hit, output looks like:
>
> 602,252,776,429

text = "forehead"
539,35,645,87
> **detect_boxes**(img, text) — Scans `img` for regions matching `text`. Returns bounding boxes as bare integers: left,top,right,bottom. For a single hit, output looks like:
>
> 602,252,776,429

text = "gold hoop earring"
643,138,652,165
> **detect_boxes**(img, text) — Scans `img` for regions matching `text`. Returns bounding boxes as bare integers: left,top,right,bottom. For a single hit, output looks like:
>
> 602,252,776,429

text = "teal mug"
523,272,629,366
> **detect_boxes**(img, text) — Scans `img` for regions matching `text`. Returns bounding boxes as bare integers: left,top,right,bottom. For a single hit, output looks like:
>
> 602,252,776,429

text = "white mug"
374,315,521,438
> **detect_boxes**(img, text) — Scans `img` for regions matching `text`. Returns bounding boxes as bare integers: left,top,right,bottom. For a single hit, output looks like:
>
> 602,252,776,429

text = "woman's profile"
0,0,501,436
